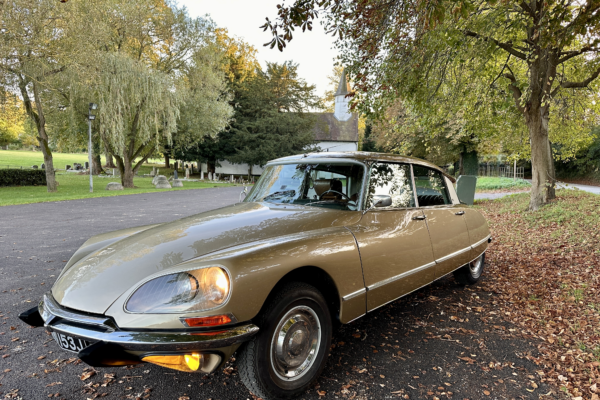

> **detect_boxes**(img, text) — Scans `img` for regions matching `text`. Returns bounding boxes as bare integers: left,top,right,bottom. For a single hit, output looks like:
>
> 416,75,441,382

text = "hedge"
0,169,47,187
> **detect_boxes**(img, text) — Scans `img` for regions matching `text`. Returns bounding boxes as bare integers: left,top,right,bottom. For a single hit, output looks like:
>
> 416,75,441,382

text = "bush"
0,169,47,186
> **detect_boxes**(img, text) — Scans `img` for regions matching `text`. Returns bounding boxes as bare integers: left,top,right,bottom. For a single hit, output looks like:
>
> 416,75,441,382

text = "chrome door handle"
455,211,465,215
412,215,426,220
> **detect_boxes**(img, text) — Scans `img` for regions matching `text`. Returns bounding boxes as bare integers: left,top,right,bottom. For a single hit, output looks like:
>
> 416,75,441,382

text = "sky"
178,0,339,97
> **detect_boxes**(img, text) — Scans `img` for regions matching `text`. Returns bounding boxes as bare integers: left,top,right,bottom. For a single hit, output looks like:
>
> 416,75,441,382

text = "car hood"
52,202,362,314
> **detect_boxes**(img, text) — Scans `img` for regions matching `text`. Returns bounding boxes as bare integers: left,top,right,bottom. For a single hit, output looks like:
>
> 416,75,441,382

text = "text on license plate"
51,332,90,352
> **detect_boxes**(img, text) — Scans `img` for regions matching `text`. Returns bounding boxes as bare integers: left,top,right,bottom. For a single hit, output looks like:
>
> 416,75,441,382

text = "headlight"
126,266,230,313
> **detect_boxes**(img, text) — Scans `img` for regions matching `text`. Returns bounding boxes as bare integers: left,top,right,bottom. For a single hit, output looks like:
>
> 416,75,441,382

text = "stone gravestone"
32,165,38,169
150,166,156,177
152,174,162,185
41,163,45,170
185,168,190,179
230,174,234,182
84,161,89,170
173,169,178,179
200,171,204,180
106,182,123,190
172,179,183,187
65,165,71,170
154,175,171,189
208,172,212,181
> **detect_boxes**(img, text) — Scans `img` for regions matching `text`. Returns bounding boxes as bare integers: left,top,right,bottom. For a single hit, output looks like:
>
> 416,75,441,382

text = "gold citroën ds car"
20,152,490,399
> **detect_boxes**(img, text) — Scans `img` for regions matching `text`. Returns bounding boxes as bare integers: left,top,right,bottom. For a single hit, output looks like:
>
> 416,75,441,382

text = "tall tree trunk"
119,151,135,188
92,136,104,175
22,80,57,192
546,138,556,200
526,107,553,211
164,153,170,168
207,160,215,174
247,164,253,180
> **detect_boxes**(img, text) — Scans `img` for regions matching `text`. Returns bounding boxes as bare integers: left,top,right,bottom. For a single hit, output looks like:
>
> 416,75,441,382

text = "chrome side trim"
41,292,115,331
435,246,471,264
471,234,491,249
367,261,436,291
342,288,366,302
47,323,260,352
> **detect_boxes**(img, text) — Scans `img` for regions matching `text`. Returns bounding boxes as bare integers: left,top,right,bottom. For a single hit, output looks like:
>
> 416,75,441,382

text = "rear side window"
412,165,450,206
366,163,415,208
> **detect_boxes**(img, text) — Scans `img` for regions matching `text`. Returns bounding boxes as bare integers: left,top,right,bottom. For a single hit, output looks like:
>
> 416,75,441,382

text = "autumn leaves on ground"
478,190,600,400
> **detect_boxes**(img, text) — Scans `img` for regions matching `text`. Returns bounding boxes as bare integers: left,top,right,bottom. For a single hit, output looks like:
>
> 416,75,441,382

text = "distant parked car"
20,152,491,400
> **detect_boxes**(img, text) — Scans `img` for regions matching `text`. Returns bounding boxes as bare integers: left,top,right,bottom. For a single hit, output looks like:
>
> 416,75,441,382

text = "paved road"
0,187,558,400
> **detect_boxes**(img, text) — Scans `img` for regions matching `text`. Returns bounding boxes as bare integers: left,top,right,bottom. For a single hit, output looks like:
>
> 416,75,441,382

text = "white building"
209,69,358,176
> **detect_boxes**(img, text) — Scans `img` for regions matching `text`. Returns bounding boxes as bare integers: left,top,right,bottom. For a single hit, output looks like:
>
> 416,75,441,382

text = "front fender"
105,226,366,329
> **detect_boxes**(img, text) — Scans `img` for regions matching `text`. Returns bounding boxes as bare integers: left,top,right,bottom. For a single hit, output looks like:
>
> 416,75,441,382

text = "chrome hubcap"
469,254,484,278
270,305,321,381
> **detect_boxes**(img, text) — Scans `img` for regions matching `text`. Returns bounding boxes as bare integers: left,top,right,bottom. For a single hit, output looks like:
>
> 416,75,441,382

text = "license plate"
51,331,91,353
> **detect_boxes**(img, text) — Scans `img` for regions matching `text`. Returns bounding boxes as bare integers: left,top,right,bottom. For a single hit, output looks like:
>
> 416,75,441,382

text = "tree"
262,0,600,210
91,54,180,188
228,62,321,176
0,0,101,191
175,30,259,173
0,90,25,147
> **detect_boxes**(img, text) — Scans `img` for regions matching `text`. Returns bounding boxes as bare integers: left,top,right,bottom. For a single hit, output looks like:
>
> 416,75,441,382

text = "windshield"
245,162,365,211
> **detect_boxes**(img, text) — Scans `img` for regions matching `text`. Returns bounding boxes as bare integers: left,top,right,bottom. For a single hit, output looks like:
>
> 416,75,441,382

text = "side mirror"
373,195,392,208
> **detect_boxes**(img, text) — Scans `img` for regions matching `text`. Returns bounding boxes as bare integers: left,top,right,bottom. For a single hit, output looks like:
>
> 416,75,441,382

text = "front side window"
412,165,450,206
366,163,415,208
245,162,365,211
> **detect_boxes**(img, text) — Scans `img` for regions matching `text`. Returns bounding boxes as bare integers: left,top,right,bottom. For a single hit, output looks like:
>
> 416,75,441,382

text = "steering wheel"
319,190,351,201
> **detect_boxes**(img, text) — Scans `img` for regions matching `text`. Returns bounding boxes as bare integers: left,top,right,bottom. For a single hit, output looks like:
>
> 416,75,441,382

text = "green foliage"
555,127,600,181
228,62,321,170
0,169,46,187
361,123,379,152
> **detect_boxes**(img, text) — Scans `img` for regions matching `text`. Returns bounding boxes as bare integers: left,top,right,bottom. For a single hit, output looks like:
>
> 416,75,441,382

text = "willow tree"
93,54,179,188
263,0,600,210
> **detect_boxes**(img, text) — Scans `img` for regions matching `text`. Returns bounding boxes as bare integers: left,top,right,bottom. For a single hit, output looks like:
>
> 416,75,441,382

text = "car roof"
269,151,456,183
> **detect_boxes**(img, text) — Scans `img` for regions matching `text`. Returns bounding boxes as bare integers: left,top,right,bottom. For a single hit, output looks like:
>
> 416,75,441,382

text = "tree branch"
464,30,528,60
503,67,525,113
560,64,600,89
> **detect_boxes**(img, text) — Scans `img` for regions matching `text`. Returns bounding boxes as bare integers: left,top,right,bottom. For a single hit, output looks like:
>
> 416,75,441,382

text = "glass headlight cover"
126,266,230,313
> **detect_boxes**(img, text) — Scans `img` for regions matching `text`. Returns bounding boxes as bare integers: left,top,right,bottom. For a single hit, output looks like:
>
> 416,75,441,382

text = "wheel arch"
255,266,342,327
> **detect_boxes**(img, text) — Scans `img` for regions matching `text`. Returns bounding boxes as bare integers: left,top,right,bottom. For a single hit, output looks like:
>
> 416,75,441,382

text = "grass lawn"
0,173,238,206
476,176,531,192
0,149,168,175
476,190,600,398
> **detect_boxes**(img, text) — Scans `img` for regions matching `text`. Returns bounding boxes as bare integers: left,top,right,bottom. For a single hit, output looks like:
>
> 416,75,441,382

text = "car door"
412,165,472,278
347,162,436,311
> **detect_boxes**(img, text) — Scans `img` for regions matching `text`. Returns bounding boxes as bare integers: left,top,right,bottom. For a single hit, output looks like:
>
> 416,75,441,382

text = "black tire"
453,252,485,285
238,282,332,400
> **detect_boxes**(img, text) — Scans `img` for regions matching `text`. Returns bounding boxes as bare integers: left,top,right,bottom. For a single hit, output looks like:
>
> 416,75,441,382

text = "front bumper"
20,292,259,372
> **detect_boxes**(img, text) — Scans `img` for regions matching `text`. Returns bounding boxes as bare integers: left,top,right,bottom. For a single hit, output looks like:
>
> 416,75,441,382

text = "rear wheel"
453,252,485,285
238,283,332,400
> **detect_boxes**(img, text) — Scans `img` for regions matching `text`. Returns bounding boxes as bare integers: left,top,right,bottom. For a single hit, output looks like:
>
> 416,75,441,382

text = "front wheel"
453,252,485,285
238,283,332,400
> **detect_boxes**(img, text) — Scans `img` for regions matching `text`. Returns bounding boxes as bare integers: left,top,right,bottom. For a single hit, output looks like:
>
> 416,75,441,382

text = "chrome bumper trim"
46,322,259,352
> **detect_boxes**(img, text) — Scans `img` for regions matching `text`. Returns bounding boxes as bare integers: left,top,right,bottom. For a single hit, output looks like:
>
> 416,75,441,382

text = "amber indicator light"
184,315,232,327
